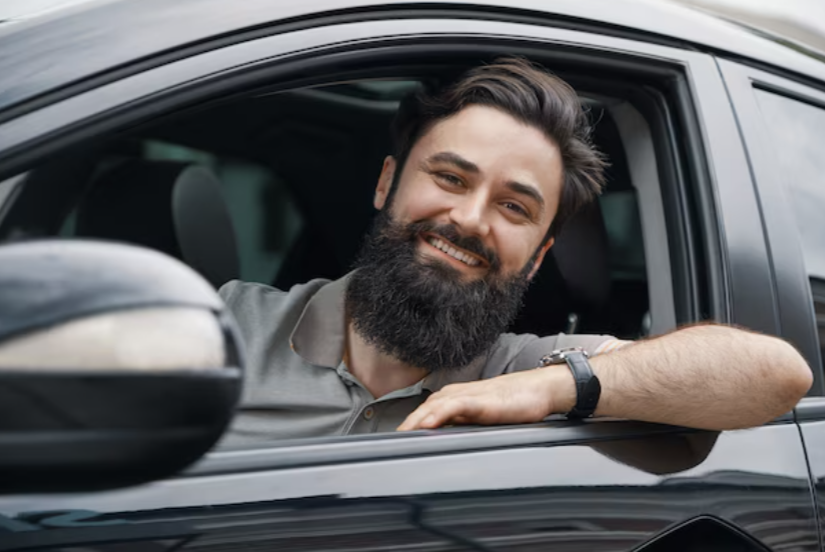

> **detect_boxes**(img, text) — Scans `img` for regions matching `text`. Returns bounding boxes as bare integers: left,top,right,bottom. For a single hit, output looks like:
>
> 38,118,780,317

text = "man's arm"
397,324,813,431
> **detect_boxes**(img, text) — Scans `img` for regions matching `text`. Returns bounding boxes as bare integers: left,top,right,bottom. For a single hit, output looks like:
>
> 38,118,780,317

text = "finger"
412,397,473,430
397,403,435,432
397,389,451,431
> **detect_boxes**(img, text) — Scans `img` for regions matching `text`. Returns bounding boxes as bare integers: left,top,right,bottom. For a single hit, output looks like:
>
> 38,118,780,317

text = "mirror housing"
0,240,242,493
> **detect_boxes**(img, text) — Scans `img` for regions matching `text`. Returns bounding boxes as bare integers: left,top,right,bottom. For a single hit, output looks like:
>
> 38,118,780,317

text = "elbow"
773,340,813,410
787,362,814,402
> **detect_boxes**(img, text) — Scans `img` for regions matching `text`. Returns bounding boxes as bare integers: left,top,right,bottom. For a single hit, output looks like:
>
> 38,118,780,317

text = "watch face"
540,347,587,366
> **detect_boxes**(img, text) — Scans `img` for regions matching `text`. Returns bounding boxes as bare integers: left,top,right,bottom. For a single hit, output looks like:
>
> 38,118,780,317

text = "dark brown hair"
390,57,607,239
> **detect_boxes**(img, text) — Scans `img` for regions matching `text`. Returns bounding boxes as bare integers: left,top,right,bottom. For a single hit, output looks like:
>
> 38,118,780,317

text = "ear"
374,156,396,210
527,237,554,280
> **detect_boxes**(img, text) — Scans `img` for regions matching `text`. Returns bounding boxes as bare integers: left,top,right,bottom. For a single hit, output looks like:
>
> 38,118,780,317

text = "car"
0,0,824,550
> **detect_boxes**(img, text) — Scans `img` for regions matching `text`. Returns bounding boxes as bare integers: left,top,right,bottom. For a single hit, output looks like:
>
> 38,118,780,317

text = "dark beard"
345,211,533,373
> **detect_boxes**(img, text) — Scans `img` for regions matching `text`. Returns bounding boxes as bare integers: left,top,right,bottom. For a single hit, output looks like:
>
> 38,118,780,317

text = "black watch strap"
539,347,601,419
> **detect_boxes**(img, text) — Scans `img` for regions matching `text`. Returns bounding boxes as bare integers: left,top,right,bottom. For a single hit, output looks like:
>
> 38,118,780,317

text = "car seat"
510,199,612,337
75,159,239,288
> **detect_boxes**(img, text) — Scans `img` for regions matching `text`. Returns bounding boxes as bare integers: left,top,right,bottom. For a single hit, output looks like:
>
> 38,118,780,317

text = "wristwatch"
539,347,601,419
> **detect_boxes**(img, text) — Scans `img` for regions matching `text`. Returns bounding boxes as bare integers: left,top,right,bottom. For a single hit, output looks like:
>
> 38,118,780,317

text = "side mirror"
0,240,242,493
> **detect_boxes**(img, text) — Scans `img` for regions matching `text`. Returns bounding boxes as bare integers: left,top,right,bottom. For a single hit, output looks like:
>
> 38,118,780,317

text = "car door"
720,57,825,551
0,7,819,552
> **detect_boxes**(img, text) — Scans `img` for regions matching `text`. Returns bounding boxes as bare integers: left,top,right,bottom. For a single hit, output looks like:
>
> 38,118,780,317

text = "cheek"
391,175,451,221
494,225,543,272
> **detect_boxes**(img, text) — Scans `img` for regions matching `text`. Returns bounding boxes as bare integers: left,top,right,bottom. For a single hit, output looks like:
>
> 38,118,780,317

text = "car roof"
0,0,95,21
0,0,824,120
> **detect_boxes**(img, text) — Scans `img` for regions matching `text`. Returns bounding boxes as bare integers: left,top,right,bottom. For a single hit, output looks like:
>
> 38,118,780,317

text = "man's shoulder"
218,278,331,322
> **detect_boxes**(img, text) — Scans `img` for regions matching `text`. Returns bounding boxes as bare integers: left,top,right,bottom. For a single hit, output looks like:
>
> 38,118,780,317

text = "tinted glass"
755,89,825,372
755,90,825,279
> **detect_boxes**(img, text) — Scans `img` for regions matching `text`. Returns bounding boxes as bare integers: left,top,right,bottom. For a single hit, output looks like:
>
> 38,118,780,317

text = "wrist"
539,364,577,415
587,355,606,416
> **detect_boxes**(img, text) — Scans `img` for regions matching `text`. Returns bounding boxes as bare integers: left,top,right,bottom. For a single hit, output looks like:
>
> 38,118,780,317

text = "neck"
346,320,429,399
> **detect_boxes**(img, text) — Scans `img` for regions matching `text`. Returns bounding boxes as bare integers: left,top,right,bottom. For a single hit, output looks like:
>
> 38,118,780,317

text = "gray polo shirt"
218,274,616,447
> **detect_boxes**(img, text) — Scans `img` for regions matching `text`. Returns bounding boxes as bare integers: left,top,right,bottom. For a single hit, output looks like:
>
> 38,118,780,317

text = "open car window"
0,50,682,449
20,79,655,340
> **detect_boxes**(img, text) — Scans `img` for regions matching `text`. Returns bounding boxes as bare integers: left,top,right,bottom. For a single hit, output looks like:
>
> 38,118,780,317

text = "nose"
448,192,490,238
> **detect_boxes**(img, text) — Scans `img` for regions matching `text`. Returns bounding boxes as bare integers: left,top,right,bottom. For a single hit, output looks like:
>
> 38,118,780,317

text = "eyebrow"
426,151,480,174
425,150,546,215
505,181,546,216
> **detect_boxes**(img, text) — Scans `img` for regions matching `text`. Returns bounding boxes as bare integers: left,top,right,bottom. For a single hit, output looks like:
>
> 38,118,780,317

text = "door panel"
0,424,817,551
717,58,825,393
799,406,825,551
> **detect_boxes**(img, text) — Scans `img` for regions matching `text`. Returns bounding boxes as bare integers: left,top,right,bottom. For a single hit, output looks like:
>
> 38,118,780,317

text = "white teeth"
426,237,480,267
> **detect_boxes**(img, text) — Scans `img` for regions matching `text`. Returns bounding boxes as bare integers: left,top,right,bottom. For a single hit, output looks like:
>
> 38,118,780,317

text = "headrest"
551,199,611,308
76,160,239,288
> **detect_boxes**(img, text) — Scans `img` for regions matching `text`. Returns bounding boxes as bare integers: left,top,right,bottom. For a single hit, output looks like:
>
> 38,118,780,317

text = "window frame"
718,58,825,396
0,173,26,222
0,18,762,453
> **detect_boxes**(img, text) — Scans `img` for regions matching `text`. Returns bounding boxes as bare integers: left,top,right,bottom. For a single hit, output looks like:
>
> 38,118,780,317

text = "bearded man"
219,57,812,445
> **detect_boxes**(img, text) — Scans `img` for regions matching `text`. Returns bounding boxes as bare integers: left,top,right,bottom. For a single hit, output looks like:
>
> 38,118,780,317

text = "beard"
345,210,534,373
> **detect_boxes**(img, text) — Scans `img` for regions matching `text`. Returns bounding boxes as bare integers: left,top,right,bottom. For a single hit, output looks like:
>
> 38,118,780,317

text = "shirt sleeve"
487,332,631,376
217,279,241,307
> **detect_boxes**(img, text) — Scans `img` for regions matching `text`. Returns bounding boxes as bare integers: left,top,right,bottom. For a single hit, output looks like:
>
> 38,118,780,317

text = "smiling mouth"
422,233,486,268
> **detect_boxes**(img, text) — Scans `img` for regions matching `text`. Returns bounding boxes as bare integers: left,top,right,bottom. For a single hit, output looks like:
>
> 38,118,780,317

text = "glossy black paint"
801,417,825,550
718,58,825,393
0,3,823,552
0,422,819,551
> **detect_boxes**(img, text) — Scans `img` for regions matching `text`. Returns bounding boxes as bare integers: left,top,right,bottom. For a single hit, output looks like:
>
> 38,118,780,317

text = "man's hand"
397,366,576,431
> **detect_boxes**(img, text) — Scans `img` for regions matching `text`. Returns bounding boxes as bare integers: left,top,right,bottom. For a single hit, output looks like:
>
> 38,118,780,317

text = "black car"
0,0,824,550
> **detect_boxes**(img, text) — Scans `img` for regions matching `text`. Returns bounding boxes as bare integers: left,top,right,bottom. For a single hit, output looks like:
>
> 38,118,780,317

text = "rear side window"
755,89,825,373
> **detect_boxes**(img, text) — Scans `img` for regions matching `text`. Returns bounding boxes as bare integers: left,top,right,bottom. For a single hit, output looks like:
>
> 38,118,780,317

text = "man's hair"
390,56,607,239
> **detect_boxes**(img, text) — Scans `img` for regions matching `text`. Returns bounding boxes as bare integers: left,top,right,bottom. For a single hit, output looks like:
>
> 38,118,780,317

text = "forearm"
397,324,813,432
556,324,813,430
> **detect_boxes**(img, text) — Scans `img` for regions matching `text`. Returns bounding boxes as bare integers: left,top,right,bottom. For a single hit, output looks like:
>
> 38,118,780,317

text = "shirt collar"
289,273,352,368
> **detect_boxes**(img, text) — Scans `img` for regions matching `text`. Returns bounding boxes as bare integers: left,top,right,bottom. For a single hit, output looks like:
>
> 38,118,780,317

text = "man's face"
375,105,565,279
344,105,566,372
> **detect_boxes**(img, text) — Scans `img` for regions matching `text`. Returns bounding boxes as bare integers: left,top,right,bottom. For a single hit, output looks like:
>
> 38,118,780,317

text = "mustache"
405,221,500,270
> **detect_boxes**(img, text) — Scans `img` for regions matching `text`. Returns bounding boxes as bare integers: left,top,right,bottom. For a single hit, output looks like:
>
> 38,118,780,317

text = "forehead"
421,107,560,170
412,105,564,204
421,105,555,150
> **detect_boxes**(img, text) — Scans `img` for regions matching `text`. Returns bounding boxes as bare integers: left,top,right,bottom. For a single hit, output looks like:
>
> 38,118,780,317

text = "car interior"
0,69,652,342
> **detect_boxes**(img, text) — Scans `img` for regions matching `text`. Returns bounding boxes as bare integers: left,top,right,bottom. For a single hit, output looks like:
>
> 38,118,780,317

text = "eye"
435,172,464,187
502,201,529,217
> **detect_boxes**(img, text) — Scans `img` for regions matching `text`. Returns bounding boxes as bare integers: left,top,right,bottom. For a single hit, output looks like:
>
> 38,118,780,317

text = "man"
219,57,812,445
